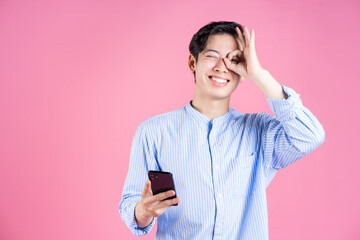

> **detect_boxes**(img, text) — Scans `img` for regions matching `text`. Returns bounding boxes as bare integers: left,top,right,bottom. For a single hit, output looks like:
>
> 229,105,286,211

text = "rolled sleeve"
266,85,302,122
261,85,325,172
119,196,156,236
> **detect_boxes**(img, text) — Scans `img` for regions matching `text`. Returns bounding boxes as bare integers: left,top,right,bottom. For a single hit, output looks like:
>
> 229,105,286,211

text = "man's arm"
223,25,325,174
251,68,288,100
119,121,180,236
118,122,158,236
260,84,325,175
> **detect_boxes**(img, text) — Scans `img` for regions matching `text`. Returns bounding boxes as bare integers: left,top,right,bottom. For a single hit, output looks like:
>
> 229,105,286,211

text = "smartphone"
148,170,178,206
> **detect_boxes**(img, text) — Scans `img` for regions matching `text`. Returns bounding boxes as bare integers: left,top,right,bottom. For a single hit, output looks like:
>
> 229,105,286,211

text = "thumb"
142,180,153,197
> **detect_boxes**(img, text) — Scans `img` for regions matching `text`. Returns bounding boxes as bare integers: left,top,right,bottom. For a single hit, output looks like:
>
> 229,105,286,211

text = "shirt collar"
185,100,234,128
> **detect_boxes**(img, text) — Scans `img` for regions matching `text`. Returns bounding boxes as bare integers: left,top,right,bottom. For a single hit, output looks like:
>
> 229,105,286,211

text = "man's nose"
213,57,228,73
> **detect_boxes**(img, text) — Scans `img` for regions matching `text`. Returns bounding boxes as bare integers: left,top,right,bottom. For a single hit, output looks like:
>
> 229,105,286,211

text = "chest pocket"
225,152,256,199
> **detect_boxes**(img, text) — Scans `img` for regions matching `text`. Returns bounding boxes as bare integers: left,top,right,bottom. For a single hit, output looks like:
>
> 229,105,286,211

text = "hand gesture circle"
224,26,264,81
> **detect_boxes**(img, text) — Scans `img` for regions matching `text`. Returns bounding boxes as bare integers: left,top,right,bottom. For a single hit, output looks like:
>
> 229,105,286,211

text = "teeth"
211,77,228,83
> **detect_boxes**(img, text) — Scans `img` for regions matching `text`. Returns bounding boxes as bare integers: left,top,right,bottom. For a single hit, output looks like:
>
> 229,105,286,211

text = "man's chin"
208,94,232,101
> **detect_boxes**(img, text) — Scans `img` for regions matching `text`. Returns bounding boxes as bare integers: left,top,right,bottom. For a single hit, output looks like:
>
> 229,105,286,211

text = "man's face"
189,33,243,101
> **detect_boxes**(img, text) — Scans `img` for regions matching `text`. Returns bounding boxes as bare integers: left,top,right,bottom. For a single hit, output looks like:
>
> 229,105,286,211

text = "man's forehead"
202,33,240,55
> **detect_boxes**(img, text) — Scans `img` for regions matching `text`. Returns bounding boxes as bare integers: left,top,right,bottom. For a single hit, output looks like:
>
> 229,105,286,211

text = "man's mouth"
209,76,230,87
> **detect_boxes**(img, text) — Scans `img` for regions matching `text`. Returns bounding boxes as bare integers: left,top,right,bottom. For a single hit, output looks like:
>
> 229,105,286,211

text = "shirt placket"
208,121,224,239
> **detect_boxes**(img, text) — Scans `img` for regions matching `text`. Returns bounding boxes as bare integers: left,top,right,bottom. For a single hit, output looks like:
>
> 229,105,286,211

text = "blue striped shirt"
119,85,325,239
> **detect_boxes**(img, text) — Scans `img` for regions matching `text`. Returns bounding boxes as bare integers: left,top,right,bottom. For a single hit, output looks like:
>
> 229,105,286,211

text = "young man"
119,21,325,239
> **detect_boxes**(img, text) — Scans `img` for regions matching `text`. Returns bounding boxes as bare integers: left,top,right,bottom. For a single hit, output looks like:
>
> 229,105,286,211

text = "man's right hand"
135,180,181,228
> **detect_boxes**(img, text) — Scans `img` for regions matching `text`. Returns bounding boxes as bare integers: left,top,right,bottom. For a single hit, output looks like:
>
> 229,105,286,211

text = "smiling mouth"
209,76,230,87
209,76,229,82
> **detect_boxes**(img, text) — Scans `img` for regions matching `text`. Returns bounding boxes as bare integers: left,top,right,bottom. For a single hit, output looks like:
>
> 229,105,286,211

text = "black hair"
189,21,244,81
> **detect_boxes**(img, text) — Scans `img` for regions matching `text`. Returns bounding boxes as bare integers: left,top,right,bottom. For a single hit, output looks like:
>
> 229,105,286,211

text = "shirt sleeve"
261,85,325,176
118,121,159,236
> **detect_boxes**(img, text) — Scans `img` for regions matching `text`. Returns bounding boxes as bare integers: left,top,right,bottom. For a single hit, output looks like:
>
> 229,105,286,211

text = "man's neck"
191,93,230,120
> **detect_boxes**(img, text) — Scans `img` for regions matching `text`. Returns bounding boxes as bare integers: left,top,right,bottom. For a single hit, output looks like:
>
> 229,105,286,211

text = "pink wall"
1,0,359,239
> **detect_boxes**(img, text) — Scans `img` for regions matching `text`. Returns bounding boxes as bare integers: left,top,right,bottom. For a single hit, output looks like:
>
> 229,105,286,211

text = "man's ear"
188,54,196,72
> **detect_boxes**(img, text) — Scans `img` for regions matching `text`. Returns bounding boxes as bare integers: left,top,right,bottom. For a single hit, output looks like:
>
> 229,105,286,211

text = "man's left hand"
224,26,265,81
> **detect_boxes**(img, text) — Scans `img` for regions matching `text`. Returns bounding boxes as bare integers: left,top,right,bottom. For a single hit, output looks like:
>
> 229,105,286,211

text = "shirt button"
214,164,219,170
218,193,222,198
217,223,222,227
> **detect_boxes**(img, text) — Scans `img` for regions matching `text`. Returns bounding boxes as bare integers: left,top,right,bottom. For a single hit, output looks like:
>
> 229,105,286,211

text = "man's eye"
231,59,239,63
206,55,217,58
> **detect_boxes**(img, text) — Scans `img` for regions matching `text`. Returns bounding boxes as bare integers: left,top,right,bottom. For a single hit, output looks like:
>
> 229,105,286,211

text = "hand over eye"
224,26,264,81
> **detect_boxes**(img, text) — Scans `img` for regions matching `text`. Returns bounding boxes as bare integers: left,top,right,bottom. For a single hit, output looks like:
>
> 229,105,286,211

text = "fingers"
236,26,255,51
243,25,251,47
156,197,181,209
140,190,179,218
142,186,176,205
145,197,180,217
227,49,242,61
138,180,180,220
251,29,255,47
237,25,254,47
223,58,237,73
225,49,242,71
153,190,176,202
235,27,246,51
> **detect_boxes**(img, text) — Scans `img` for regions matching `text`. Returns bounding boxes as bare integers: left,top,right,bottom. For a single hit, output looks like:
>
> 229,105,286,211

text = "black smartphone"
148,170,178,206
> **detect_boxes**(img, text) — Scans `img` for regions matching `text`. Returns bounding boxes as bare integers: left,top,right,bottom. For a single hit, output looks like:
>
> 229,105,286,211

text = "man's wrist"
135,202,153,229
250,69,287,100
249,68,268,82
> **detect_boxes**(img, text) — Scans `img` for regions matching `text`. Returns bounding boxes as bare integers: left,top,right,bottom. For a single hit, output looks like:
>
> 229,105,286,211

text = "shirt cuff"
120,196,156,236
266,85,302,122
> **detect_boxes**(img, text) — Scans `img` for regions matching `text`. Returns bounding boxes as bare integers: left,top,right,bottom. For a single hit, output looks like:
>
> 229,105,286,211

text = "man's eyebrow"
203,48,220,54
203,48,239,58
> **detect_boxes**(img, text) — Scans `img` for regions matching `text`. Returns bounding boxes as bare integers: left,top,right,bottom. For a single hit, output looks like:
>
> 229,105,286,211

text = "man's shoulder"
230,108,273,125
138,105,186,129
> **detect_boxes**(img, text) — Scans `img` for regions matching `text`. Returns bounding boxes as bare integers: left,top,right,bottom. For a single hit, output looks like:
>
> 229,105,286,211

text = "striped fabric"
119,85,325,240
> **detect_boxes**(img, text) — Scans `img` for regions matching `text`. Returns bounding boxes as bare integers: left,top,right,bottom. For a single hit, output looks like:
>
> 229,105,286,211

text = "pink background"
1,0,359,239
